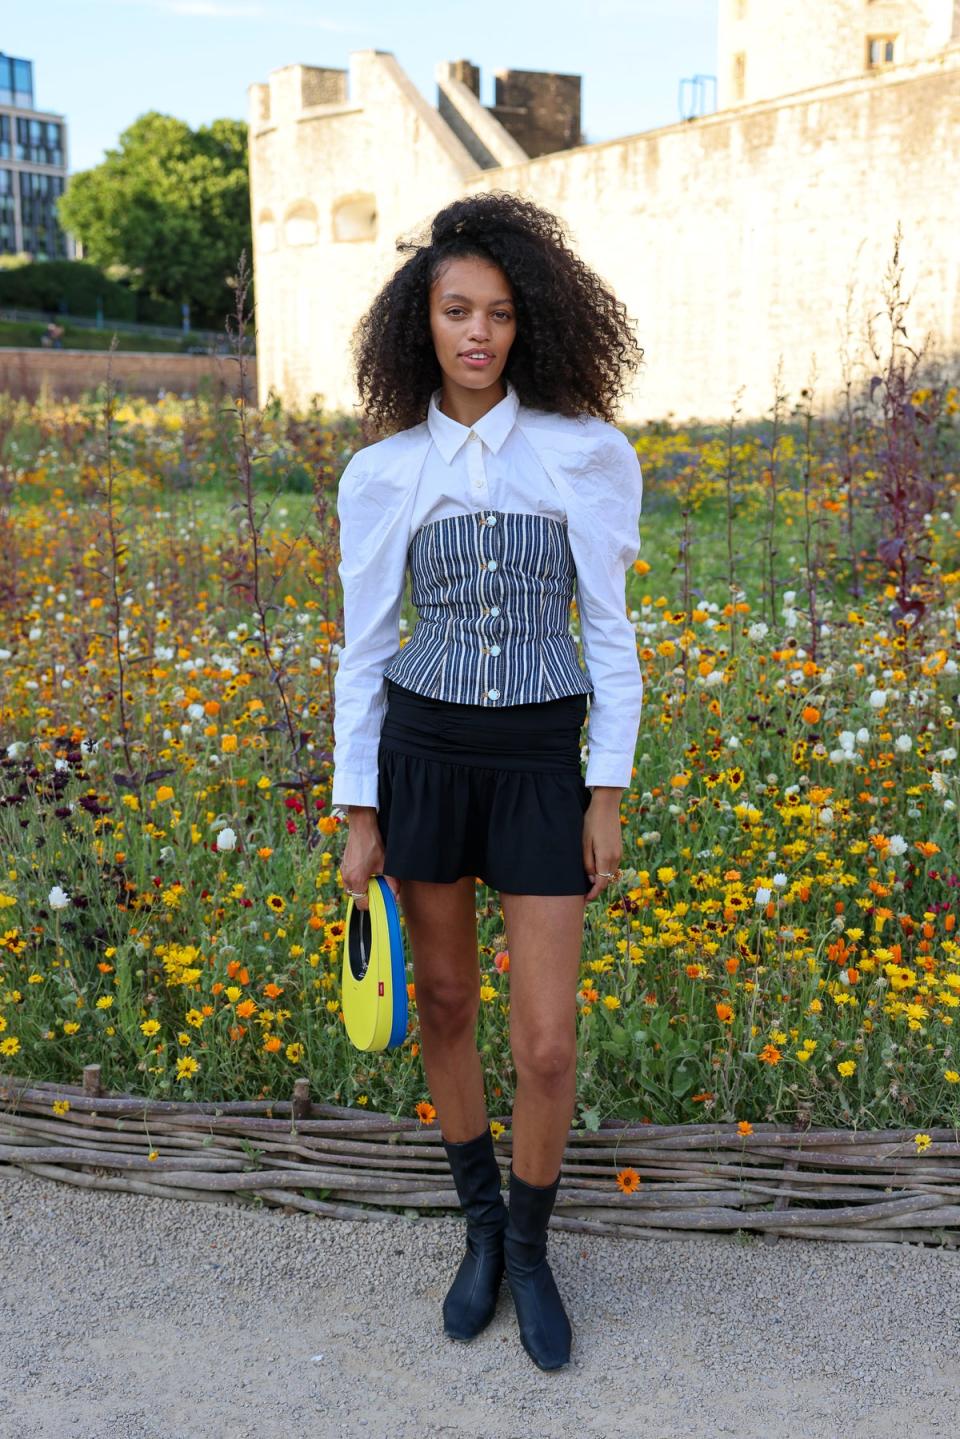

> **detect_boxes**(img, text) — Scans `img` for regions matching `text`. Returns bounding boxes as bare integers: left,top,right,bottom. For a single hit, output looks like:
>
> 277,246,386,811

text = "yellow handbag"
341,875,409,1052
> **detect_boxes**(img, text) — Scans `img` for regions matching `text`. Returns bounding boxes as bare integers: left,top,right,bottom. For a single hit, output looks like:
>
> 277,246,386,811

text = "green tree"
58,112,251,327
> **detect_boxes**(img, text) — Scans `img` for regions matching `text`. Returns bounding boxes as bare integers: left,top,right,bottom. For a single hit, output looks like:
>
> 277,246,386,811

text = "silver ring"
597,871,618,879
346,888,367,898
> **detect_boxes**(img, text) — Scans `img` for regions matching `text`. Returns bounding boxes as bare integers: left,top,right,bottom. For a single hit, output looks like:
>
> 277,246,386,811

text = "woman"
331,191,643,1371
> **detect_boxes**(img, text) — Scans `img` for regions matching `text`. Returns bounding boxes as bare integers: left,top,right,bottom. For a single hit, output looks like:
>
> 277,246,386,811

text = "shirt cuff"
330,770,381,810
584,752,636,789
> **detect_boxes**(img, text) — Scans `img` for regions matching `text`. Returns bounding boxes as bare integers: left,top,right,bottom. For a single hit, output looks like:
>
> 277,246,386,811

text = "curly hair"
351,190,643,436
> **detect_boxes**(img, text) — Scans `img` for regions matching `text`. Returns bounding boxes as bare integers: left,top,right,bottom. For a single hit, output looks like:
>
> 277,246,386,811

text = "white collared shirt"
331,378,643,809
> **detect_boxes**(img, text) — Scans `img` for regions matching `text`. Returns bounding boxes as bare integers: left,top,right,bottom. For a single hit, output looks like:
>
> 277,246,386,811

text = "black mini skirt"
377,679,592,896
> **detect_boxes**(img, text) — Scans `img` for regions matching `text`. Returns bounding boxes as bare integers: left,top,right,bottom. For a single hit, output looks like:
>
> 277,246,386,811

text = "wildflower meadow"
2,244,960,1139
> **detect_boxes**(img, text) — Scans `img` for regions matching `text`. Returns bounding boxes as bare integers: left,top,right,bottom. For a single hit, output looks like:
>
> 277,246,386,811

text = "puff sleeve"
330,452,410,810
566,426,644,788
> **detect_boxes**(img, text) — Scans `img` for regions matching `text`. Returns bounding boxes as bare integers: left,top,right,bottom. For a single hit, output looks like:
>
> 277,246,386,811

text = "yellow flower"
184,1009,204,1028
914,1132,932,1152
285,1042,304,1063
63,1021,80,1035
944,1070,960,1084
140,1019,161,1036
175,1056,199,1080
837,1059,856,1077
52,1099,71,1115
0,1036,20,1055
603,995,621,1010
490,1120,505,1140
257,775,272,790
657,866,676,885
221,734,238,754
479,984,496,1002
96,995,114,1009
155,785,174,802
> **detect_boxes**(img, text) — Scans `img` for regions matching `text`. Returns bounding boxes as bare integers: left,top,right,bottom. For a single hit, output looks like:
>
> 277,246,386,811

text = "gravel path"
2,1164,959,1439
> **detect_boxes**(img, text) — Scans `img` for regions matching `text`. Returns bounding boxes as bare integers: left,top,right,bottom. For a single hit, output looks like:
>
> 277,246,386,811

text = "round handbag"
341,875,408,1052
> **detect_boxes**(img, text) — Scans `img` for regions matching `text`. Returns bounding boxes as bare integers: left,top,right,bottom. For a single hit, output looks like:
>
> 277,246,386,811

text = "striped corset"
382,509,595,707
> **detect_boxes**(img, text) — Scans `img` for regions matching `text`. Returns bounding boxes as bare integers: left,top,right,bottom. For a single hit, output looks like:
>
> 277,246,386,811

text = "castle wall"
249,44,960,424
717,0,956,107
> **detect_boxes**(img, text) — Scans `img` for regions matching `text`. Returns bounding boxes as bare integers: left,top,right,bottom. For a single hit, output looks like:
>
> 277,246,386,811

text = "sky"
2,0,718,173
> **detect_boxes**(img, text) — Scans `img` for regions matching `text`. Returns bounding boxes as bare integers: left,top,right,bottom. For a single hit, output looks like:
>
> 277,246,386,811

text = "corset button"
486,559,498,571
489,605,501,616
489,644,501,656
487,688,501,700
486,515,498,527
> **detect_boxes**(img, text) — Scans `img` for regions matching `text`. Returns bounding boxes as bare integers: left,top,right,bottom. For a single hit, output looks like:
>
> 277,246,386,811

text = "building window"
866,34,897,68
283,200,318,247
733,50,746,101
18,169,67,259
0,54,34,108
332,193,377,243
0,167,16,254
257,208,277,254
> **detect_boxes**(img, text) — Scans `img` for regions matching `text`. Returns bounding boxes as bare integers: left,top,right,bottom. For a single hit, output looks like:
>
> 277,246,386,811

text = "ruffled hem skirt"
377,679,592,895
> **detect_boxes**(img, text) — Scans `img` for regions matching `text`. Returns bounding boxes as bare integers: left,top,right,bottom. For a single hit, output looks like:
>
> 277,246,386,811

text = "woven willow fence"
3,1066,960,1247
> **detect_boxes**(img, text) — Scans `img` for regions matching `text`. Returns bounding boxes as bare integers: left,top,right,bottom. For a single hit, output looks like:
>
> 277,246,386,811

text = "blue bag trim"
374,875,408,1049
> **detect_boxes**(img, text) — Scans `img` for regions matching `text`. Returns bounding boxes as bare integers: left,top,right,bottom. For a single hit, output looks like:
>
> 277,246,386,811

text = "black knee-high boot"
503,1165,572,1371
440,1127,509,1341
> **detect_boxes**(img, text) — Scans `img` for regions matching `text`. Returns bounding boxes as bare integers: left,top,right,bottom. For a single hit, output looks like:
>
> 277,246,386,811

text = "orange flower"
801,705,821,725
494,950,510,973
615,1167,641,1194
737,1120,753,1136
915,841,940,857
758,1043,782,1065
236,998,257,1018
715,1002,734,1023
415,1100,436,1125
263,982,283,999
263,1034,282,1053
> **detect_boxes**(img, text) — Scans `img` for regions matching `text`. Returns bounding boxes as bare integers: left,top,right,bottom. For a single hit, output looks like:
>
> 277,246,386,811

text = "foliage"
57,113,251,327
2,241,960,1134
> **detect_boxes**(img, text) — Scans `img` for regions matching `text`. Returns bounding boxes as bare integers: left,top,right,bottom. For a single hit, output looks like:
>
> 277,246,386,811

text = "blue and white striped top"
382,508,594,705
331,379,644,811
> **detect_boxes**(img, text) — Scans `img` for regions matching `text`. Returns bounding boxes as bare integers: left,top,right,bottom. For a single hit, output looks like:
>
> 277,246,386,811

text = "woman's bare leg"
499,892,586,1185
400,875,488,1142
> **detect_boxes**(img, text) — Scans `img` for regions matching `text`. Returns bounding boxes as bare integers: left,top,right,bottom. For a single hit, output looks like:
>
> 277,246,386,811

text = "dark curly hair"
351,190,643,436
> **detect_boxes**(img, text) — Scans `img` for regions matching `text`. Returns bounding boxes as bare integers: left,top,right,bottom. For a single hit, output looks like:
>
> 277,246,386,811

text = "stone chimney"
491,69,582,156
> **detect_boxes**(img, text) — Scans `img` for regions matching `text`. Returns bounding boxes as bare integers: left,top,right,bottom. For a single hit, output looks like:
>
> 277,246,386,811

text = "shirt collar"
427,378,519,463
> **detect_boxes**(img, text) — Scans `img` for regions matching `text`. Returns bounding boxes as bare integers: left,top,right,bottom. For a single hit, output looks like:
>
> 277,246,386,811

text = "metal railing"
0,305,226,344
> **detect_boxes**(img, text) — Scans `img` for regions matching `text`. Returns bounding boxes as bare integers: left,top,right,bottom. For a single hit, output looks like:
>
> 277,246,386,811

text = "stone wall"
248,40,960,424
717,0,958,107
0,348,257,403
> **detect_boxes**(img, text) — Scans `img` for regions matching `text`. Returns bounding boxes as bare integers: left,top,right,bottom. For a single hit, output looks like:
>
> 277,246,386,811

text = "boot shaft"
503,1165,561,1271
442,1127,508,1235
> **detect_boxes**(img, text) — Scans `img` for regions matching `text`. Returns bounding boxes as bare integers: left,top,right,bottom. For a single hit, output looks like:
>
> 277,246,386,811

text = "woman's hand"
582,787,623,903
340,808,401,911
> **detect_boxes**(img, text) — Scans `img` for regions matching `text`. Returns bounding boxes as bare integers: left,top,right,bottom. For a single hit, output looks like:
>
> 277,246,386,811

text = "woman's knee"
414,975,479,1035
513,1031,577,1088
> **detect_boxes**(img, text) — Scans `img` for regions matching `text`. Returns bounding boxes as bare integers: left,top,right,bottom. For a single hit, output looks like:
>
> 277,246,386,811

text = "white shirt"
331,378,644,809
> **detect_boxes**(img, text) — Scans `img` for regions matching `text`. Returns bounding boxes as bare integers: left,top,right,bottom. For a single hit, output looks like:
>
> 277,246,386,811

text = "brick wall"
0,348,258,403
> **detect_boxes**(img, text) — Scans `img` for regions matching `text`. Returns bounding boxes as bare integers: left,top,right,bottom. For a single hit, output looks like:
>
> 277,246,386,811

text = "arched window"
284,200,319,247
332,193,377,242
257,208,277,254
